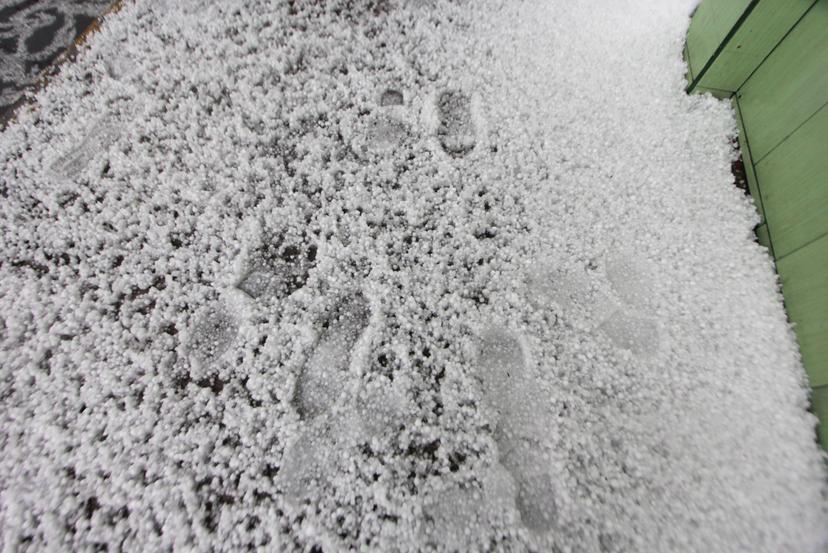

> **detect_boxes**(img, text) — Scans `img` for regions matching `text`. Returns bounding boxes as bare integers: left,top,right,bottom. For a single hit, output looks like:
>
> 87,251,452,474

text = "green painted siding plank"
754,101,828,258
696,0,816,92
810,385,828,450
777,234,828,388
685,0,752,86
737,1,828,162
734,97,765,221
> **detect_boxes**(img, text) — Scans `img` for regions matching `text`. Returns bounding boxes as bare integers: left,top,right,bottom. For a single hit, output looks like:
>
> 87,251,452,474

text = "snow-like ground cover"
1,0,827,551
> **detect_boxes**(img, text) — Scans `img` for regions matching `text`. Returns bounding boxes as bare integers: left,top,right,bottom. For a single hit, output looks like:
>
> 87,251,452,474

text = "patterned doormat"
0,0,113,116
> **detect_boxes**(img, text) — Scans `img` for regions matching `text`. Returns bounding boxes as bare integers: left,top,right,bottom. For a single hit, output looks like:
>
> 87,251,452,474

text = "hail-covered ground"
1,1,826,552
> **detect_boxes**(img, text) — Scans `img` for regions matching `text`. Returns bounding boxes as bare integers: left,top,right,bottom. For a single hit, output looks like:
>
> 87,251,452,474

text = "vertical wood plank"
754,102,828,258
737,1,828,161
810,385,828,450
695,0,816,92
777,234,828,388
685,0,753,85
734,97,765,221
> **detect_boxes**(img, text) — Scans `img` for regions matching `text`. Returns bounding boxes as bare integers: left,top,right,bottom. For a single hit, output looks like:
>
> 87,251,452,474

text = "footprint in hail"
526,255,662,357
599,307,660,357
280,293,370,510
292,293,370,420
365,113,409,152
419,465,519,552
187,301,238,370
50,118,121,181
436,89,476,158
236,234,317,300
525,263,618,331
601,253,661,356
380,88,404,106
354,374,409,439
476,327,559,534
278,410,362,509
604,254,655,308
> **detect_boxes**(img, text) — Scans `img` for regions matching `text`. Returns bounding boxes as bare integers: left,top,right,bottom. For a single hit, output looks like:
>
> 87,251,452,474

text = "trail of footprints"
53,81,657,546
182,83,480,380
181,257,659,541
29,2,677,546
177,84,611,544
364,85,477,158
49,82,476,188
425,253,662,541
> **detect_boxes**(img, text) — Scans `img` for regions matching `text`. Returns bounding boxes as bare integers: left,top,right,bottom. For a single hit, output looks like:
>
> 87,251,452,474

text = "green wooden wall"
686,0,828,450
